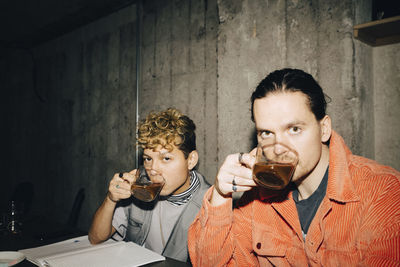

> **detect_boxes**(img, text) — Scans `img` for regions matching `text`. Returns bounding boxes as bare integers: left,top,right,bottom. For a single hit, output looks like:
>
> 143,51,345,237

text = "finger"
217,180,253,194
111,172,127,183
110,183,131,198
221,160,253,181
117,181,131,191
228,166,253,181
118,172,129,182
226,152,255,169
114,172,131,185
238,153,256,169
232,175,257,187
128,169,139,175
232,185,253,193
107,187,128,202
215,152,258,196
110,178,131,191
122,172,135,184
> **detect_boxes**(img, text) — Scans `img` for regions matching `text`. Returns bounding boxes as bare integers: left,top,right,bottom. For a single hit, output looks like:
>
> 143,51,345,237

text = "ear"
187,150,199,170
320,115,332,143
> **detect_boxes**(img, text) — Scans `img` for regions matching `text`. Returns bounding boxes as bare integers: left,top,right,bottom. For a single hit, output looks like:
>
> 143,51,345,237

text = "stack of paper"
19,236,165,267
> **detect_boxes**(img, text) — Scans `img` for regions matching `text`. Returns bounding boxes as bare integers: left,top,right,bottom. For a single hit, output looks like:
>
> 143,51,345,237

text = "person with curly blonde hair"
89,108,210,263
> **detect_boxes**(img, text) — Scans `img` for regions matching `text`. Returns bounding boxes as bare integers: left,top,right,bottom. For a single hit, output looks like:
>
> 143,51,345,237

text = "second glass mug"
131,166,165,202
252,141,299,190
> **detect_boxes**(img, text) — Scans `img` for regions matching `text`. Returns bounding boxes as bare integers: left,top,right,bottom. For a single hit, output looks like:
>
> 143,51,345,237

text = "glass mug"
131,166,165,202
253,141,298,190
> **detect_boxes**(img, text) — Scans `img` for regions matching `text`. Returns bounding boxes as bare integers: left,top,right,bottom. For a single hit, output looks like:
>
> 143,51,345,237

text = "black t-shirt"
292,167,329,238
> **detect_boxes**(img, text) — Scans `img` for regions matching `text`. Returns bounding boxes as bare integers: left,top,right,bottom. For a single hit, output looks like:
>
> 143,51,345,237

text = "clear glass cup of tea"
131,166,165,202
253,141,298,190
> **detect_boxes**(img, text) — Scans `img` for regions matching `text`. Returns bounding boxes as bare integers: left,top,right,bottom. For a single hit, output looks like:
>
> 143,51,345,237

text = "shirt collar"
325,130,360,203
164,170,200,206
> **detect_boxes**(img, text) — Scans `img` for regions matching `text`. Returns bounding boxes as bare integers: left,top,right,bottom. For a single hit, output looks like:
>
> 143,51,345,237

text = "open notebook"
18,235,165,267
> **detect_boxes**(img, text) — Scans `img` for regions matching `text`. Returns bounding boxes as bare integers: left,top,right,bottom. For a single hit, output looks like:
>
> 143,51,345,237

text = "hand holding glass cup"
253,141,298,190
131,166,165,202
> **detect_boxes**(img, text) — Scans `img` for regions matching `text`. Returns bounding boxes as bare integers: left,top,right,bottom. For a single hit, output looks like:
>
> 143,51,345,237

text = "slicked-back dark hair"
251,68,328,121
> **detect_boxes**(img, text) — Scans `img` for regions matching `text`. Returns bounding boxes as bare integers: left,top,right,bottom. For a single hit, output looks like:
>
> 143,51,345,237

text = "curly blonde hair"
137,108,196,158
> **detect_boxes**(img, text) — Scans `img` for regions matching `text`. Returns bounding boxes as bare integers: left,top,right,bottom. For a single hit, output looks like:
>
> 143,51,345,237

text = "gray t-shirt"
145,200,186,254
112,199,187,253
112,171,201,247
111,205,129,241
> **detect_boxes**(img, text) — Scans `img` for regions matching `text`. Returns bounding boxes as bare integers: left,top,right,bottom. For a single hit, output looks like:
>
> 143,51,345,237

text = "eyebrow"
256,120,307,131
286,120,306,127
143,151,171,157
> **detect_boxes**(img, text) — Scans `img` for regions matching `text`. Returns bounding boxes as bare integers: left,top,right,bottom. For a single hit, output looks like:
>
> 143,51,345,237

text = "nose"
273,143,289,155
271,133,289,154
148,160,161,176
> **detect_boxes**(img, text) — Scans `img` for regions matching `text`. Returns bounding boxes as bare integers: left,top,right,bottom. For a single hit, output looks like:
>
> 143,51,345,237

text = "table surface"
2,233,191,267
1,218,191,267
15,257,190,267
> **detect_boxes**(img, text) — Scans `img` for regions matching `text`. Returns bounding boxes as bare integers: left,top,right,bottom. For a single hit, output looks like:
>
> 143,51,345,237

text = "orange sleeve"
359,173,400,266
188,187,259,266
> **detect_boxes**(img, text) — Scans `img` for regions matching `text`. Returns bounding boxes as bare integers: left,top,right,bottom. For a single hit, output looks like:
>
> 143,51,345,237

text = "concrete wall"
1,0,219,231
216,0,398,170
1,0,399,232
138,0,219,182
217,0,374,157
2,5,140,230
373,43,400,169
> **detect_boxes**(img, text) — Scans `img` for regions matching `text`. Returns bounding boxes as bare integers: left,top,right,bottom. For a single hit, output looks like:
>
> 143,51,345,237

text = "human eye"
289,126,301,134
163,156,171,162
259,130,273,139
143,156,152,163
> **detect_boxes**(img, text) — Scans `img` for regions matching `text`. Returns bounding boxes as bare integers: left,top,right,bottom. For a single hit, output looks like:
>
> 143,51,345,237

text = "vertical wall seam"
203,0,207,169
135,1,142,168
371,44,376,160
153,7,157,80
188,0,192,112
351,3,358,151
169,2,173,96
215,0,220,169
315,0,320,80
189,0,192,69
284,0,288,66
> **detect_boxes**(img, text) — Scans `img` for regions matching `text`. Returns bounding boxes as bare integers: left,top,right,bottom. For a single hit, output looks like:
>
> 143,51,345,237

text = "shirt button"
257,243,261,249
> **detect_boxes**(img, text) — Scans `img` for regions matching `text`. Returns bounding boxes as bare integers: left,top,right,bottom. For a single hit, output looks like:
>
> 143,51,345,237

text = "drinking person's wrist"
214,182,232,198
106,193,118,204
210,185,231,206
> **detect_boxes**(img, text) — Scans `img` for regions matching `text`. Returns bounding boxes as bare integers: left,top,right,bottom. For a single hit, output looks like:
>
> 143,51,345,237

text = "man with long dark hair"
188,69,400,266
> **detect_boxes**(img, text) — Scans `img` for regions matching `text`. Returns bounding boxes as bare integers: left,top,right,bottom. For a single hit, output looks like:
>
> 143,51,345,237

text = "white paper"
19,236,165,267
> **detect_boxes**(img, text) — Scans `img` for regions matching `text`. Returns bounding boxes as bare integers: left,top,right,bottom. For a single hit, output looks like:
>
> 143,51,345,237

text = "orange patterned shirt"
188,131,400,266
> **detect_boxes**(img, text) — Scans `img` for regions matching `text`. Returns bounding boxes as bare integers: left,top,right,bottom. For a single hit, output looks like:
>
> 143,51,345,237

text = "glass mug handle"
131,166,165,202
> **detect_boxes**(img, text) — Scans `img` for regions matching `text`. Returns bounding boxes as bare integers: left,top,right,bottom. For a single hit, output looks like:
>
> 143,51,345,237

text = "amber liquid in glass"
131,183,164,202
253,162,296,190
